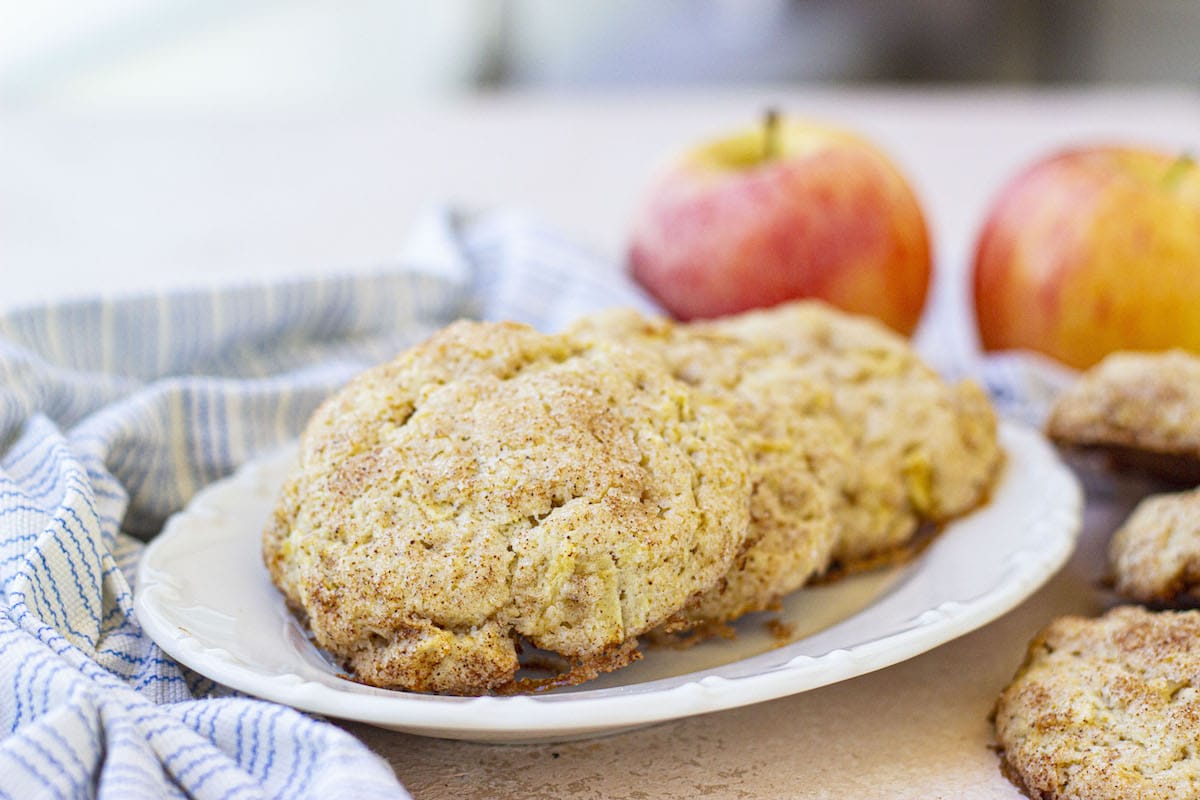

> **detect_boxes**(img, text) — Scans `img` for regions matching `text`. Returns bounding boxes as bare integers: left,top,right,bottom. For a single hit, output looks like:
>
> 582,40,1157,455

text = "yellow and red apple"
973,146,1200,369
628,115,932,336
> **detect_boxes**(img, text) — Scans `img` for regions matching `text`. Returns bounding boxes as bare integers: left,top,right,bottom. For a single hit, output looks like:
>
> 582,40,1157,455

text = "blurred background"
3,0,1199,110
4,0,1199,335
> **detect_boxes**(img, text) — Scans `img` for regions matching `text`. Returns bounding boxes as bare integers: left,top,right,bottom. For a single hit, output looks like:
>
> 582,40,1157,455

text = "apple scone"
1047,349,1200,483
569,309,852,625
263,320,751,695
705,301,1002,568
1109,488,1200,606
993,607,1200,800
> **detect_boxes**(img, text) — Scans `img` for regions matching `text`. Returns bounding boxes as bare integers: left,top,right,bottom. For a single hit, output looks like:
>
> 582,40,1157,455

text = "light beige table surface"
4,87,1199,798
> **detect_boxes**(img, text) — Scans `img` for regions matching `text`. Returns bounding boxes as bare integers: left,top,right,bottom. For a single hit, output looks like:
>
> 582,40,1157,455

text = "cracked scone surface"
1047,350,1200,481
262,320,751,695
993,607,1200,800
1110,488,1200,606
705,301,1002,567
569,309,849,624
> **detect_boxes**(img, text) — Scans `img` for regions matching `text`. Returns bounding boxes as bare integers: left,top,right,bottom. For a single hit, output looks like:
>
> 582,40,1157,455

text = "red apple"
973,146,1200,370
628,114,932,335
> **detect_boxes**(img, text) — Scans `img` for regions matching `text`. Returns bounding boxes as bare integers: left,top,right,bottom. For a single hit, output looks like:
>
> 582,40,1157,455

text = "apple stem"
1163,151,1195,190
763,108,780,161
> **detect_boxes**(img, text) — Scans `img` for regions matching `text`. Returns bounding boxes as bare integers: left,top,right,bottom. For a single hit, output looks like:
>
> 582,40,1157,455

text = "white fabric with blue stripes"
0,207,1061,798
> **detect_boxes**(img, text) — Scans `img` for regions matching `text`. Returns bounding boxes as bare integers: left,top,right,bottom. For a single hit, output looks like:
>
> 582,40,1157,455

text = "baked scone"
1110,488,1200,605
993,607,1200,800
1047,350,1200,484
705,301,1002,567
263,320,751,694
569,309,850,624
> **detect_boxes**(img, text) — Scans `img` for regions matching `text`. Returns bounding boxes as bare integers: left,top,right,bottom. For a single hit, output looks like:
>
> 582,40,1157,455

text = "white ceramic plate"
136,420,1081,743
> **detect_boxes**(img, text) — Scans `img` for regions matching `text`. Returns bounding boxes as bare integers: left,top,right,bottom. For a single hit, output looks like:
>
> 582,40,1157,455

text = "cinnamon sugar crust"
1110,488,1200,606
1048,350,1200,483
263,320,751,694
994,607,1200,800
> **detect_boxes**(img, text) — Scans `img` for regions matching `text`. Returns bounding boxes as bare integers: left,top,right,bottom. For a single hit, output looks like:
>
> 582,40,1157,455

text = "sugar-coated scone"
1110,488,1200,606
993,607,1200,800
569,309,849,624
706,301,1002,568
263,320,751,694
1047,350,1200,483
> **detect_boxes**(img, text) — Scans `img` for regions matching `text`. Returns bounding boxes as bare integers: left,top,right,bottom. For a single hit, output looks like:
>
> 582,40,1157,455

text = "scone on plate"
702,301,1002,569
263,320,751,695
1047,350,1200,483
570,301,1002,619
569,309,851,625
1110,488,1200,606
993,606,1200,800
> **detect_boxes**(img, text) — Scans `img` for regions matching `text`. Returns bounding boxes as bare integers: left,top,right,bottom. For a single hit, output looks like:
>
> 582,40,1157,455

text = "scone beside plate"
1047,350,1200,484
994,607,1200,800
1110,488,1200,606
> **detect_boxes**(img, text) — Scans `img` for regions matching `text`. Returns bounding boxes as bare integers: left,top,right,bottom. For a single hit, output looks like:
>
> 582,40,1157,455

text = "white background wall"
2,1,1198,111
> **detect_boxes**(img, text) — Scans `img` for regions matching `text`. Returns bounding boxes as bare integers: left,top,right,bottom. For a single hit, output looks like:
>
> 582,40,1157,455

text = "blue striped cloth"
0,209,657,799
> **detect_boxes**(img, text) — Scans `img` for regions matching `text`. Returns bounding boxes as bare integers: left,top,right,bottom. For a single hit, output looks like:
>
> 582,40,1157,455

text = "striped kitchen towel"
0,209,656,800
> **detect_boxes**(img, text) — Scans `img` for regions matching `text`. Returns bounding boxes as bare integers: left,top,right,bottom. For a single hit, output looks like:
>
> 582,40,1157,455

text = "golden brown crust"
570,302,1002,620
993,607,1200,800
1110,488,1200,606
701,301,1002,568
495,639,642,695
1047,350,1200,483
568,309,847,624
263,320,751,694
